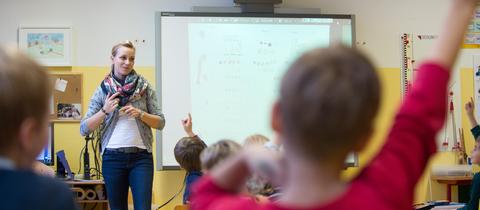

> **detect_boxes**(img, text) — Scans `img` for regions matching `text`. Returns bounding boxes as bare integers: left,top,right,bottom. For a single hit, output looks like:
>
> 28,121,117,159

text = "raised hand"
465,97,479,127
182,113,195,137
466,97,475,116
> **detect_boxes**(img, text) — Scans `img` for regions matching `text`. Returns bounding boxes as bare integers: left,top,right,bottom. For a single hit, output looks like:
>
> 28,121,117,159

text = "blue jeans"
102,150,153,210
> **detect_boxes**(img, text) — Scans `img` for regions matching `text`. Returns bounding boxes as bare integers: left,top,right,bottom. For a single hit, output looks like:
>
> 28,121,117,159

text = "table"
431,175,472,201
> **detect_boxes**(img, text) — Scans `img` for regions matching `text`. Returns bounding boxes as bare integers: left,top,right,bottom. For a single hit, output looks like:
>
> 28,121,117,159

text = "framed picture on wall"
18,27,72,66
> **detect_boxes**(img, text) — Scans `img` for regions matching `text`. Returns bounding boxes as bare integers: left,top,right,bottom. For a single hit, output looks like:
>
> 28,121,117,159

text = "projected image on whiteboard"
159,14,354,167
189,24,330,144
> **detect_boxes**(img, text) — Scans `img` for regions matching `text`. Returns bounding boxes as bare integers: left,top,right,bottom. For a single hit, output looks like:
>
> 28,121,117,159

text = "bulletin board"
49,73,83,122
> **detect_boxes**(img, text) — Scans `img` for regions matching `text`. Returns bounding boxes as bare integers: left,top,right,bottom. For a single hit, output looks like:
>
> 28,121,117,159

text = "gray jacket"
80,81,165,154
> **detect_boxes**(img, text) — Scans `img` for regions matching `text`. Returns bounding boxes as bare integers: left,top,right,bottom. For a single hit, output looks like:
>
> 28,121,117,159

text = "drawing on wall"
18,27,72,66
463,7,480,46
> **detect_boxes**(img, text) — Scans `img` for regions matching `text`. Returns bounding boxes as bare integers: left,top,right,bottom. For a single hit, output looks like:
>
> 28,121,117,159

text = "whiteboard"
155,12,356,169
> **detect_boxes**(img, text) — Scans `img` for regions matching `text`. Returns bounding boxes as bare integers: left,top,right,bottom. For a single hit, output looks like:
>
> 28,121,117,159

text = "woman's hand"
103,92,120,114
120,105,142,118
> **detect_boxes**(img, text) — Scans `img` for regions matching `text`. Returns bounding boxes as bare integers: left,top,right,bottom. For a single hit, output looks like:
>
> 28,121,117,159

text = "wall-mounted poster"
18,27,72,66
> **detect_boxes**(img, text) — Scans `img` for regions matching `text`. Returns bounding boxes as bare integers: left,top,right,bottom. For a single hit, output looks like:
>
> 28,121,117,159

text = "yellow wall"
49,66,476,208
342,67,478,204
416,68,478,203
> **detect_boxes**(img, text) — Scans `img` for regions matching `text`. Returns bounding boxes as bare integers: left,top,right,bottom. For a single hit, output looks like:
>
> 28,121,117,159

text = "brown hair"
244,134,269,147
0,47,51,154
200,139,242,171
174,136,207,172
279,45,380,161
111,40,135,57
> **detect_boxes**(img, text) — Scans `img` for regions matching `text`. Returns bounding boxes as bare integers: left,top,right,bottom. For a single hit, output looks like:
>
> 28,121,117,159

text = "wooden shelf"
64,179,108,210
65,179,105,185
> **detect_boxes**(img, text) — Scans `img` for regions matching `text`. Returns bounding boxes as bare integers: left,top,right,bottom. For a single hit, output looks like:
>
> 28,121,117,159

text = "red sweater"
191,62,449,210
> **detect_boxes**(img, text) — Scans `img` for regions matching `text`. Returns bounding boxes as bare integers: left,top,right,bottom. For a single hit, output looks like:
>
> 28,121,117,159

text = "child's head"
471,139,480,164
0,47,51,167
275,45,380,163
200,139,242,171
244,134,270,147
174,136,207,172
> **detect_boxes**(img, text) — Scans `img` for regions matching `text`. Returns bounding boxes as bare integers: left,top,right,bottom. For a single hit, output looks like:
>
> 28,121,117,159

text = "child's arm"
32,161,55,177
464,97,480,140
209,153,251,192
190,147,282,210
429,0,478,70
466,97,479,127
210,146,282,192
358,0,478,208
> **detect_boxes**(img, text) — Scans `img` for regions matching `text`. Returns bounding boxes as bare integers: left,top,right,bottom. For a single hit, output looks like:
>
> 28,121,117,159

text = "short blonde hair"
200,140,242,171
111,40,135,57
244,134,270,147
0,47,51,154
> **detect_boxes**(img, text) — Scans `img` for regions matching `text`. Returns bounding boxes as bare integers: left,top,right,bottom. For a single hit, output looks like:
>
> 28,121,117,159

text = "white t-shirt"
106,114,146,149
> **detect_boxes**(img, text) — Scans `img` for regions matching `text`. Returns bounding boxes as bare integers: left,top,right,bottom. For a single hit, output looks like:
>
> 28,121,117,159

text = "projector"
234,0,283,13
234,0,282,4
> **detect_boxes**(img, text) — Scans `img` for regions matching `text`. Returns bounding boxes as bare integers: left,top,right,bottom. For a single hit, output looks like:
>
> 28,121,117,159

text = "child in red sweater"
190,1,479,209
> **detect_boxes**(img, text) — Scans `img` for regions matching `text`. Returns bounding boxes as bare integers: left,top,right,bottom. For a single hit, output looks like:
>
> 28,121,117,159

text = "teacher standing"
80,40,165,210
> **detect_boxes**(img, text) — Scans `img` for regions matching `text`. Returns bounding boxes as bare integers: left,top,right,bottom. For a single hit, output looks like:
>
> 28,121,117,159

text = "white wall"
0,0,452,67
283,0,450,67
0,0,233,66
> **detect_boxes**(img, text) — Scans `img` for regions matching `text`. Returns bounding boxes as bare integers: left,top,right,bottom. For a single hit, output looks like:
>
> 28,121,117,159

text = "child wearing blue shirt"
174,114,207,204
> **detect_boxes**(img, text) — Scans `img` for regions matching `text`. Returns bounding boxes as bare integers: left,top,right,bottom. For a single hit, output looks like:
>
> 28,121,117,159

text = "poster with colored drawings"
401,33,462,151
464,7,480,46
18,27,71,66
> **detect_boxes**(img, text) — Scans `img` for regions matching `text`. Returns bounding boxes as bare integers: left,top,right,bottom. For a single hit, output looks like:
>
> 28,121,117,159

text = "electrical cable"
77,146,85,175
93,128,102,178
156,173,187,209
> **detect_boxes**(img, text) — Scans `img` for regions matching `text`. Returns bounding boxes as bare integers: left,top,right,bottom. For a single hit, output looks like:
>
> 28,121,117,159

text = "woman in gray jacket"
80,40,165,210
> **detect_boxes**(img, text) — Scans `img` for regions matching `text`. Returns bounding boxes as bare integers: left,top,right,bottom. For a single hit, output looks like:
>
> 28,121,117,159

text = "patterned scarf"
101,68,148,107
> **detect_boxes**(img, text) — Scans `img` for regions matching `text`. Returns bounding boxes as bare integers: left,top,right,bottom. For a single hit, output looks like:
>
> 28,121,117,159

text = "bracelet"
140,110,145,119
101,108,109,116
